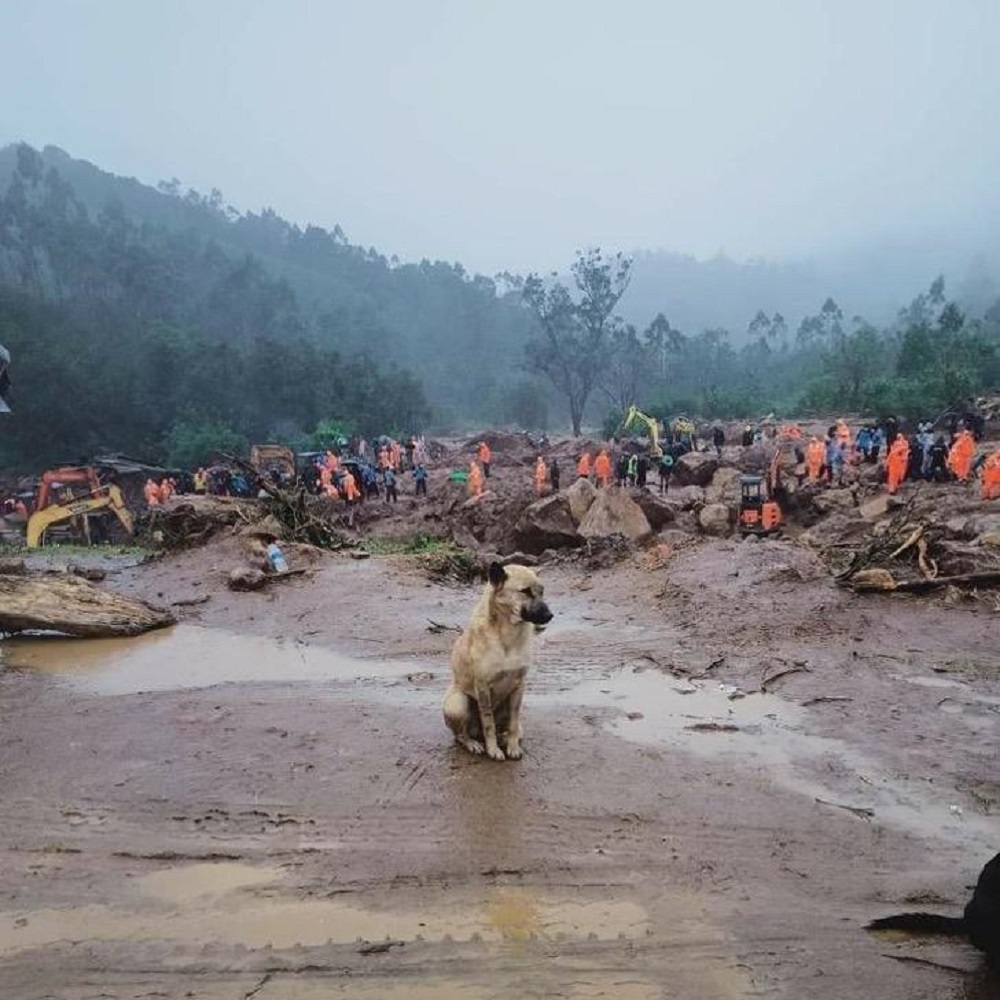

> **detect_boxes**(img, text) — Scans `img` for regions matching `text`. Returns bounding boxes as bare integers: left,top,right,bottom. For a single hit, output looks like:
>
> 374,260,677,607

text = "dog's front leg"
475,683,505,761
504,684,525,759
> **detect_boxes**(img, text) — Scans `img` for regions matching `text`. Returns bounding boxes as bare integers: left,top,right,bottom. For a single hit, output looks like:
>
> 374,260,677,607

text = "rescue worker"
160,477,175,502
468,460,484,498
947,428,975,481
637,453,649,488
658,452,673,494
626,453,638,486
384,467,398,502
342,469,360,504
594,449,612,487
144,478,161,506
477,441,492,478
712,426,725,459
928,435,949,482
548,457,561,491
885,434,910,495
193,468,207,494
413,464,428,497
534,455,548,496
806,437,824,482
577,451,592,480
981,450,1000,500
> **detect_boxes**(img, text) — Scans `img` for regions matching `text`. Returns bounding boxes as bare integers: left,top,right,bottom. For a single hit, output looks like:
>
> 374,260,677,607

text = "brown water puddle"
543,667,998,850
0,861,748,998
0,624,413,694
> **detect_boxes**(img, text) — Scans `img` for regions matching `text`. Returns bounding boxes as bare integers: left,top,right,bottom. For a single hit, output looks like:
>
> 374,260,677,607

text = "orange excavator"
26,466,134,548
738,450,784,535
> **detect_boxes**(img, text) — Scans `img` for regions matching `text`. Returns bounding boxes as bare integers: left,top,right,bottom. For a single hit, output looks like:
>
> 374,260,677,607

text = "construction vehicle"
250,444,296,485
738,449,784,535
618,405,664,457
26,467,134,548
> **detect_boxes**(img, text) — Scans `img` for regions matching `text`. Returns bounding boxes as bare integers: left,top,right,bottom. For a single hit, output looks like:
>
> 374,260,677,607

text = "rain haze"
3,0,999,277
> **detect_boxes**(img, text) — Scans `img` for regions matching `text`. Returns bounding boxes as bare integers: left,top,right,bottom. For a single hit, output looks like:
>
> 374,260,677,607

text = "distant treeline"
1,142,998,471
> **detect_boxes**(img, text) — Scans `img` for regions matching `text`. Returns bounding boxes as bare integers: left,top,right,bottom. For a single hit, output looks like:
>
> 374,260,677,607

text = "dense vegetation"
1,142,998,471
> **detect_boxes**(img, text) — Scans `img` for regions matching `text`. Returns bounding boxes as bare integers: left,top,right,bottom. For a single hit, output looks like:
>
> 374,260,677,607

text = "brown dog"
443,562,553,760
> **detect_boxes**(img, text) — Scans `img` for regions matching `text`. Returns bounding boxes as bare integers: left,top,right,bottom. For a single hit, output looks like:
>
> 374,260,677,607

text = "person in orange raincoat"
342,470,360,503
594,449,612,487
981,450,1000,500
378,447,390,471
477,441,492,478
885,434,910,494
947,429,975,481
534,455,548,496
577,451,592,479
468,460,484,498
805,437,825,481
143,478,161,506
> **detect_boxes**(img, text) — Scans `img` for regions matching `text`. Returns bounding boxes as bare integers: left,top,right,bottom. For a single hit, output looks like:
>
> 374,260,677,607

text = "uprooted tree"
522,248,632,436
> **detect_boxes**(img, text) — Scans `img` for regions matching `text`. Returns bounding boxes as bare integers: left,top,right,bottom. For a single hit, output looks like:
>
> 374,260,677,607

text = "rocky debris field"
1,431,999,1000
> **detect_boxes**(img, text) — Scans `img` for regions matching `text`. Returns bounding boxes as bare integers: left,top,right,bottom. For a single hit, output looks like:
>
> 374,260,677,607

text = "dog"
867,851,999,965
442,561,553,761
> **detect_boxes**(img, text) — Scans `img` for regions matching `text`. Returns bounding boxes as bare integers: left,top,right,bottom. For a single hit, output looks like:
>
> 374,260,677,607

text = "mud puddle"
0,625,417,695
548,666,997,850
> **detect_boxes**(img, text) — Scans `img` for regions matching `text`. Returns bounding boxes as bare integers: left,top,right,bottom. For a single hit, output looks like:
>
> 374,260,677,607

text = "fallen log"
844,569,1000,594
0,574,176,638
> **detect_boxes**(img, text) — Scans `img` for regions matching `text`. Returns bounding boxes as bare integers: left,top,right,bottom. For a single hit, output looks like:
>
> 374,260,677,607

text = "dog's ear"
488,561,507,588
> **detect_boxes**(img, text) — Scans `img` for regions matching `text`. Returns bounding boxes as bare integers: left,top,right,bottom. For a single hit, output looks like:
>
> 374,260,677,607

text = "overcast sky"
3,0,998,275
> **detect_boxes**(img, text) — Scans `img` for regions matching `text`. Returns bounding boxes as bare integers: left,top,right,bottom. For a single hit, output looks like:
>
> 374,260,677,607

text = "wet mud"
1,538,998,999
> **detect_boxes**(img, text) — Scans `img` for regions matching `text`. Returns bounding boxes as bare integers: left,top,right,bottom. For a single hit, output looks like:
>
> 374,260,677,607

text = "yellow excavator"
618,405,664,457
26,472,134,548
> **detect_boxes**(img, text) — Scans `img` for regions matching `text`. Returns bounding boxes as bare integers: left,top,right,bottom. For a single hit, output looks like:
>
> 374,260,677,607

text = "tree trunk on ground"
0,574,176,638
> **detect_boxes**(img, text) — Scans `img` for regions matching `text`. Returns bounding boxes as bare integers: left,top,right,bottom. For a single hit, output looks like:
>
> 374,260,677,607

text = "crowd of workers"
796,417,1000,499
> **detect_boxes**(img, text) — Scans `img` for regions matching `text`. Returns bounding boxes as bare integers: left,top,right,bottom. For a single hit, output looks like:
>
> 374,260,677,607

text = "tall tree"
522,248,632,435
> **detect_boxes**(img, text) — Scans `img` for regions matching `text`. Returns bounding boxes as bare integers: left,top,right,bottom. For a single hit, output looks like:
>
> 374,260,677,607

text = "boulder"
705,467,742,505
980,532,1000,549
812,488,858,515
697,503,733,537
672,452,719,487
799,513,870,550
935,540,1000,577
629,488,676,530
514,494,582,553
578,489,652,543
565,477,598,525
664,485,705,510
858,494,891,521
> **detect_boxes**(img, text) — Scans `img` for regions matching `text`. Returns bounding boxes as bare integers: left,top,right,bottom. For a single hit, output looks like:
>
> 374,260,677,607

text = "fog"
3,0,999,278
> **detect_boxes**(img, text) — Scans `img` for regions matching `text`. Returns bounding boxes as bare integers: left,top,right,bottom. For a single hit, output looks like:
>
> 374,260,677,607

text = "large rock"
935,540,1000,576
578,489,652,543
705,467,742,505
514,494,582,553
629,488,676,530
672,452,719,487
812,488,858,515
697,503,733,537
664,485,705,510
959,514,1000,541
565,477,598,525
799,513,870,550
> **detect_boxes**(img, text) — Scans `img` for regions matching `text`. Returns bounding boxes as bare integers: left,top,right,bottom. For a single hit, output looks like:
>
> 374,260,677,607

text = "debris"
685,722,740,733
801,696,853,706
358,939,405,955
760,662,811,692
815,797,874,820
0,573,175,637
426,619,462,634
879,954,970,975
171,594,211,608
227,567,309,591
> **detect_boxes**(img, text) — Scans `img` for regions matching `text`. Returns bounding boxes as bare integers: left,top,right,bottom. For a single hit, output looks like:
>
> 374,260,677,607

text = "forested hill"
0,143,542,468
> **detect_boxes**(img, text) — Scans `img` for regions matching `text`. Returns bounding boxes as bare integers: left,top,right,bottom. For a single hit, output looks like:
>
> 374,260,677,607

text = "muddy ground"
2,458,1000,998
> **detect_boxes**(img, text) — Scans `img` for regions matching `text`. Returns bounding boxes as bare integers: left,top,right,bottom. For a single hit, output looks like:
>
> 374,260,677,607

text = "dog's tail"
866,912,967,935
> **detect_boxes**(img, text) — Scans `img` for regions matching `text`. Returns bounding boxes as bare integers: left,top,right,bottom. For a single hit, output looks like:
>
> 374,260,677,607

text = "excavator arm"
619,405,663,457
26,485,134,548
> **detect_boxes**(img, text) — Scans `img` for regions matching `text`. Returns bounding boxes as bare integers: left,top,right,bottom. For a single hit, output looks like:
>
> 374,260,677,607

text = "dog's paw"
463,739,486,756
505,743,523,760
486,745,506,761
